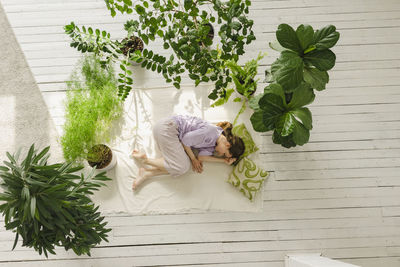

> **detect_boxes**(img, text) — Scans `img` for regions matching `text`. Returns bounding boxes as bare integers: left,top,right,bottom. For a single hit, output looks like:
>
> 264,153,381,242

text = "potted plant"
227,52,265,98
0,144,112,257
65,0,256,102
250,24,340,148
210,51,264,119
87,144,116,171
61,54,123,168
64,20,145,99
120,20,145,66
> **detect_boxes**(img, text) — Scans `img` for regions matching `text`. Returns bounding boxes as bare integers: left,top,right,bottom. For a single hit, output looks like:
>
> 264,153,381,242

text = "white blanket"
91,84,265,215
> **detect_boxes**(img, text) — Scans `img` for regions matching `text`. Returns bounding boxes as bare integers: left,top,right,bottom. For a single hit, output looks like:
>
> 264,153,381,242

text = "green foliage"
270,24,339,92
250,24,340,148
66,0,256,101
61,55,123,162
225,52,265,100
251,83,314,147
64,22,138,100
0,144,112,257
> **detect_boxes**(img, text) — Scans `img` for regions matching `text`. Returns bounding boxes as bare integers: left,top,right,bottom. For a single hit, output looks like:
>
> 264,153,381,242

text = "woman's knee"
173,160,191,176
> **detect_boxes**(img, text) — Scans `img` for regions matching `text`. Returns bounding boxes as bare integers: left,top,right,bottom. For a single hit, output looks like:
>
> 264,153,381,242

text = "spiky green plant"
61,54,123,162
0,144,112,257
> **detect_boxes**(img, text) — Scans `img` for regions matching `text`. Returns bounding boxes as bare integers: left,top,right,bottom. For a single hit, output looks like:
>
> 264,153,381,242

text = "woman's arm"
198,155,236,165
182,144,203,173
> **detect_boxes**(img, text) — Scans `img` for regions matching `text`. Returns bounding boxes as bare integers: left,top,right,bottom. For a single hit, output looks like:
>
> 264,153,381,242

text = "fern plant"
61,54,123,162
0,144,112,257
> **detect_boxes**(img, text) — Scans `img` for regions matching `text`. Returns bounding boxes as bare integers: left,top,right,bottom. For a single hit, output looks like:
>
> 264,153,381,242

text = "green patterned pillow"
227,157,269,201
232,123,258,159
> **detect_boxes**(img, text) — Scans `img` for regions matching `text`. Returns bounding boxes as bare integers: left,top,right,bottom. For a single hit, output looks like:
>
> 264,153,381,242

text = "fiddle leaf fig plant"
0,144,112,257
251,83,314,148
268,24,339,92
251,24,339,148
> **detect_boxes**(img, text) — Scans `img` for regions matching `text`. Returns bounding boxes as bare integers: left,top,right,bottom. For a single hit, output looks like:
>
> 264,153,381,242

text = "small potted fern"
227,52,265,99
61,54,123,170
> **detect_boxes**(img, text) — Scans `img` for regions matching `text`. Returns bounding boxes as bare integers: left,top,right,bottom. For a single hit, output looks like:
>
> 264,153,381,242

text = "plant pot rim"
87,144,116,170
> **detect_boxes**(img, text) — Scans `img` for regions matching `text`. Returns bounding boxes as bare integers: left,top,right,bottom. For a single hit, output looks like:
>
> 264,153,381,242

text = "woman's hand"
224,157,236,165
191,158,203,173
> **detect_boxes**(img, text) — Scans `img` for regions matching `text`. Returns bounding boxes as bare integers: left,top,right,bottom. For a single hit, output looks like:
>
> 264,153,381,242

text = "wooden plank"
1,0,400,266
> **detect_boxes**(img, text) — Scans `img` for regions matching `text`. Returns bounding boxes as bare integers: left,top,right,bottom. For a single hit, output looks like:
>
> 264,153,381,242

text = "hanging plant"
250,24,340,148
65,0,256,101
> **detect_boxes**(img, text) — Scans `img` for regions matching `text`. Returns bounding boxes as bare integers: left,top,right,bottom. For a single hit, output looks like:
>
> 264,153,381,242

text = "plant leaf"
263,83,287,107
303,49,336,71
259,93,286,113
272,130,296,148
276,112,295,137
23,144,35,170
296,24,314,51
269,41,286,52
271,51,303,91
313,25,340,50
291,107,313,130
32,146,50,164
12,232,19,250
292,118,310,145
30,196,36,220
249,94,262,110
276,24,302,53
250,109,269,132
303,67,329,91
287,82,315,109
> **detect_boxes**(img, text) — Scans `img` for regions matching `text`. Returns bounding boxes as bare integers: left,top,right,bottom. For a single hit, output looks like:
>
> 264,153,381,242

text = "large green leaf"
287,82,315,109
259,92,286,112
262,108,283,132
249,94,262,110
271,51,304,91
291,107,313,130
272,130,296,148
303,49,336,71
276,24,302,53
269,41,286,52
263,83,287,106
303,67,329,91
257,93,286,131
292,119,310,145
313,25,340,50
296,24,314,51
250,110,269,132
276,112,295,137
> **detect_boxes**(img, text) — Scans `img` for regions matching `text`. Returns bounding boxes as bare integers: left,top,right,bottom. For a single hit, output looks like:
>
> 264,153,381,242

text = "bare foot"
132,168,147,191
131,149,147,163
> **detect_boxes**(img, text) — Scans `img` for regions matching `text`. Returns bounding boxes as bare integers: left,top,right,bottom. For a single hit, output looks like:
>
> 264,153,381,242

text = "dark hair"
217,121,245,164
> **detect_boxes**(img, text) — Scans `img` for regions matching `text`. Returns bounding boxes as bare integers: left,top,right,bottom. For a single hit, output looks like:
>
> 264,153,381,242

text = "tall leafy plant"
61,54,123,162
250,24,340,148
0,144,111,257
65,0,256,101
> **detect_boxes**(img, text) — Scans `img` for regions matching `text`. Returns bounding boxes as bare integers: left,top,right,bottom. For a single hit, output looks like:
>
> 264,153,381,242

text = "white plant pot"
129,59,142,66
97,149,117,172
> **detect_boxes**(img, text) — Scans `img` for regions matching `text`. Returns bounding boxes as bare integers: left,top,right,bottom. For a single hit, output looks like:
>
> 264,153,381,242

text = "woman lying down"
131,114,245,191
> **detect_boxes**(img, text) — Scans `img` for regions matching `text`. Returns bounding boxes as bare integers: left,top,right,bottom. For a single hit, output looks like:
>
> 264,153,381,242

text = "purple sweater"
172,115,223,156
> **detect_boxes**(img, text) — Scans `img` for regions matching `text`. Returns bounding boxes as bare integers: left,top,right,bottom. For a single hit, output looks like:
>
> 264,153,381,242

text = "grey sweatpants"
153,117,191,177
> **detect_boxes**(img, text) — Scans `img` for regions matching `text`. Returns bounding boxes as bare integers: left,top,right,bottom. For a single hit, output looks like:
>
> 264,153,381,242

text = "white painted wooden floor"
1,0,400,266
